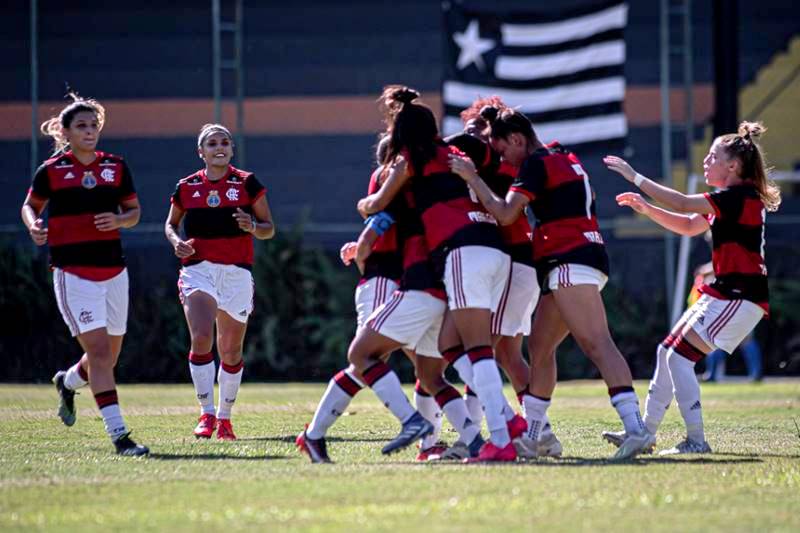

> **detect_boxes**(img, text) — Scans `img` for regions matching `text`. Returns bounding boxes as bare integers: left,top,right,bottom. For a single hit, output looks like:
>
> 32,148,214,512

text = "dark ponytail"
378,85,438,177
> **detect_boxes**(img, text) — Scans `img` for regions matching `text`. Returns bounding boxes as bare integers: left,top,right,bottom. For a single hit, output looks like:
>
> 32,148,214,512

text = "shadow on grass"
376,455,765,467
237,435,387,444
148,453,289,461
712,451,800,460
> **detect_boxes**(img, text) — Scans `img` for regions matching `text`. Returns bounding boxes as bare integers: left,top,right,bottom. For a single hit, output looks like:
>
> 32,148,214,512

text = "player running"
165,124,275,441
602,121,780,454
22,93,148,456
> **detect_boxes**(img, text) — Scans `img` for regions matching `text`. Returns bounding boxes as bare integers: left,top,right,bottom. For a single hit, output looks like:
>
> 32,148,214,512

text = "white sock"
523,394,550,442
415,383,442,449
452,354,475,390
471,357,511,447
217,361,244,420
643,345,674,434
610,390,645,435
306,369,362,440
364,362,415,423
94,390,128,441
667,349,705,442
464,387,483,428
189,352,216,416
64,359,88,390
437,386,480,445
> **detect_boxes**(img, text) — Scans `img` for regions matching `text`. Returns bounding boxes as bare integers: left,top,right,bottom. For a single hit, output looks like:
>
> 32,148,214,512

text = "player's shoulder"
95,151,125,164
43,152,72,169
177,170,204,187
228,166,254,182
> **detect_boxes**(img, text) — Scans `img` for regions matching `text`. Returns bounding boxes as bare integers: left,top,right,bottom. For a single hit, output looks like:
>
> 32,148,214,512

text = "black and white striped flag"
442,0,628,147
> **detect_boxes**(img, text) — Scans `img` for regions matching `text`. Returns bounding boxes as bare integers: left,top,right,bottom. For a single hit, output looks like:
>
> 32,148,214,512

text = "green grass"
0,380,798,532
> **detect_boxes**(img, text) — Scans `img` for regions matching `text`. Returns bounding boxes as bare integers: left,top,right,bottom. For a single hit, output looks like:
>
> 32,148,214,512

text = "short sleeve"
30,164,50,200
245,174,266,203
170,181,183,208
510,156,547,201
703,188,739,219
119,160,137,201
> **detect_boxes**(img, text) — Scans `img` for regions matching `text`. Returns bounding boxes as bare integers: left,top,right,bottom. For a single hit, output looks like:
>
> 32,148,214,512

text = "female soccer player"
22,93,148,456
602,121,780,454
359,87,517,462
449,106,653,460
165,124,275,440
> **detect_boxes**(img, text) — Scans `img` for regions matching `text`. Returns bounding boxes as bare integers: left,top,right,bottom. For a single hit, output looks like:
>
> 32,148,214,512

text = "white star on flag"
453,20,495,71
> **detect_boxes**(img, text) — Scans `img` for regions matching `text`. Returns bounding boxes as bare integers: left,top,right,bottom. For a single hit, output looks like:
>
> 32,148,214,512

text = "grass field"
0,380,798,532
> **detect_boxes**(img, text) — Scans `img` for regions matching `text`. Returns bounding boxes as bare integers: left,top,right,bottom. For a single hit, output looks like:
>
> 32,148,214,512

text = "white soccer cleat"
658,438,712,456
513,436,538,459
612,430,656,460
537,432,563,458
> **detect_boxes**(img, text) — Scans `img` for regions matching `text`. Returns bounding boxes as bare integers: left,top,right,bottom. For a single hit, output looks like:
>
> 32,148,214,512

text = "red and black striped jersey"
360,167,403,285
171,165,265,269
407,143,504,271
29,151,137,281
700,184,769,313
444,133,533,266
510,142,608,280
394,188,446,300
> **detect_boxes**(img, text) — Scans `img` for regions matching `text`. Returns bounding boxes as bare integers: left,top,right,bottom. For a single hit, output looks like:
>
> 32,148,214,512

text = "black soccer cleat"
296,430,332,463
52,371,76,427
381,412,434,455
113,433,150,457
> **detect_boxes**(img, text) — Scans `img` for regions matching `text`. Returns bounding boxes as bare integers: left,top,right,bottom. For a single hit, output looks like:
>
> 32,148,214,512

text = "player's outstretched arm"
604,155,714,215
617,192,709,236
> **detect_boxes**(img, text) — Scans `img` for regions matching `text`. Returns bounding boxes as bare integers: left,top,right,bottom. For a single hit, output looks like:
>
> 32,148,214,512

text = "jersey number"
571,164,592,220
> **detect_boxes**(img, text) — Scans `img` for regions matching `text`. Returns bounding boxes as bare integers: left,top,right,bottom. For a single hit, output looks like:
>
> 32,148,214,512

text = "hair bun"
478,105,500,124
391,87,419,105
738,121,766,140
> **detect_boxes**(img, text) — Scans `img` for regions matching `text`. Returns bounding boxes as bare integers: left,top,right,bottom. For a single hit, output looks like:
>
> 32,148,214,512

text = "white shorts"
366,290,447,358
681,294,765,354
546,263,608,292
354,276,398,329
178,261,254,323
444,246,511,311
53,268,129,337
492,262,540,337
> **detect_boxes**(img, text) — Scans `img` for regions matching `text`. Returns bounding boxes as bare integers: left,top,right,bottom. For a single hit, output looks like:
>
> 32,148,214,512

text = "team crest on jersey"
100,168,115,182
81,171,97,189
207,190,221,207
226,187,239,201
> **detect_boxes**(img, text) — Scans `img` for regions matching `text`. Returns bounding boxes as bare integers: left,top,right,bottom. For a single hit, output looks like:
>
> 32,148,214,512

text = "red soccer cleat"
193,413,217,439
416,441,448,462
216,418,237,441
465,441,517,463
507,413,528,441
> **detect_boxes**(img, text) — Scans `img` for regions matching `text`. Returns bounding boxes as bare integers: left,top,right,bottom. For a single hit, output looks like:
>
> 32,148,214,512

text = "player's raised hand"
616,192,650,214
603,155,637,182
174,238,196,258
94,212,121,231
28,218,48,245
233,207,256,233
340,241,358,265
448,154,479,182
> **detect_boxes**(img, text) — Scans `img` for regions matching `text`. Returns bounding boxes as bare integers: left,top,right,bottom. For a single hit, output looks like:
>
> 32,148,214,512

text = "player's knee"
190,328,214,352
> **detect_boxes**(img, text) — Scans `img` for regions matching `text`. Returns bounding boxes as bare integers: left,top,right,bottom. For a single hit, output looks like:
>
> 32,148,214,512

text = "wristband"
250,216,257,232
633,173,645,187
365,211,395,236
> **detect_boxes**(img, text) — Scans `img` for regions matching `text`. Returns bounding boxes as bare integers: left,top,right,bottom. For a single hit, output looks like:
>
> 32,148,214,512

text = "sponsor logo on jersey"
64,172,75,180
467,211,498,225
81,171,97,189
78,309,94,324
100,168,115,182
206,190,221,207
55,160,73,169
226,187,240,201
583,231,604,244
192,191,201,198
99,161,117,167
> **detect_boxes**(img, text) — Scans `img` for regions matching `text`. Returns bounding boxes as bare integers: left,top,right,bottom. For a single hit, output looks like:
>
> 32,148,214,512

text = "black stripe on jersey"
46,188,127,217
363,251,404,282
51,241,125,267
410,173,473,213
711,274,768,303
710,224,762,253
501,28,624,57
531,180,597,225
430,223,505,275
183,206,254,239
400,261,444,293
507,243,535,267
534,243,609,289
